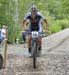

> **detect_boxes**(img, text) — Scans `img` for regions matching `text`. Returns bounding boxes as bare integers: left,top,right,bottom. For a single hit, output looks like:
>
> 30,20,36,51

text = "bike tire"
32,41,37,68
0,54,3,70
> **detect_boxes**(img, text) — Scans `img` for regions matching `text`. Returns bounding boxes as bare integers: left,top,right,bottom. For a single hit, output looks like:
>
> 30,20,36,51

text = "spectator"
0,29,2,43
1,25,7,39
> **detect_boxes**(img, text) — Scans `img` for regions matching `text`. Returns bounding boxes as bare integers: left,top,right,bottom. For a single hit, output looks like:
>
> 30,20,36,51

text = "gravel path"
0,28,69,75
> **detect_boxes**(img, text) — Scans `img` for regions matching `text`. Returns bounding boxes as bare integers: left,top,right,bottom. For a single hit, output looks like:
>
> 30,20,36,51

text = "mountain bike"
23,30,50,68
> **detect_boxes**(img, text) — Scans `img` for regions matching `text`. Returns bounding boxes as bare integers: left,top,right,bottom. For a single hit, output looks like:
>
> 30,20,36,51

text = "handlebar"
22,31,51,38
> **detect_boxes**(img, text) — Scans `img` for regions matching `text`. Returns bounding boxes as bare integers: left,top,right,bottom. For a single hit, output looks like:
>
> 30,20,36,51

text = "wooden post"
1,25,8,68
3,39,7,68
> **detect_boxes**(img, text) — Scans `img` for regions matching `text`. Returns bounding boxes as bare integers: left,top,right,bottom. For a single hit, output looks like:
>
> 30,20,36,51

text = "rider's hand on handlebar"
46,28,49,33
22,29,26,33
22,30,25,33
46,29,51,35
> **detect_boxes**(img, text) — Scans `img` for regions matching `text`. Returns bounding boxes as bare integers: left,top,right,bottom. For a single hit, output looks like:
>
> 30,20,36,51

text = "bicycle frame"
31,37,38,54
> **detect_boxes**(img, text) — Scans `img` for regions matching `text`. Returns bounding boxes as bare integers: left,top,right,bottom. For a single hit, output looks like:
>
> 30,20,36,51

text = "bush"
49,24,61,33
49,19,69,34
56,19,69,29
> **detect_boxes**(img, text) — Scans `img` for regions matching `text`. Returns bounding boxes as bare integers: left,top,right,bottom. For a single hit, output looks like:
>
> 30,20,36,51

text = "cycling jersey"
24,12,45,32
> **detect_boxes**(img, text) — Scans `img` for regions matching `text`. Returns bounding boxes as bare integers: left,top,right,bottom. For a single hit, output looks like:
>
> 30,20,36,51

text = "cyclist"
22,5,49,56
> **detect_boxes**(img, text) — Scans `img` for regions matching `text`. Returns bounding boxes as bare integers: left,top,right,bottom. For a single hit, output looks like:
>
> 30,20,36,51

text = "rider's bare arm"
22,19,30,31
37,12,49,31
22,19,26,31
22,19,28,31
44,18,49,31
22,12,31,31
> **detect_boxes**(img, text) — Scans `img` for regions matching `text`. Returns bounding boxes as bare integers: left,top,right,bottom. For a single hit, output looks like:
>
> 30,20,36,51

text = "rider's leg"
38,21,42,50
28,35,32,53
38,36,42,51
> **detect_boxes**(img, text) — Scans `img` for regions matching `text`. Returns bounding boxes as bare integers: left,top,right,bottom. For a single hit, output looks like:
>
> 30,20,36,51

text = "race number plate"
32,31,39,38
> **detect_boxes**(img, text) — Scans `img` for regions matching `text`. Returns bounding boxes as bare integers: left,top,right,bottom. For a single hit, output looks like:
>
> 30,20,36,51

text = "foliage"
49,21,62,33
56,19,69,29
0,0,69,42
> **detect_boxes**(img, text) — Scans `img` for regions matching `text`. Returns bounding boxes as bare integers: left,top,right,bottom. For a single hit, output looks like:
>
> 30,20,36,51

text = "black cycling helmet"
30,5,38,12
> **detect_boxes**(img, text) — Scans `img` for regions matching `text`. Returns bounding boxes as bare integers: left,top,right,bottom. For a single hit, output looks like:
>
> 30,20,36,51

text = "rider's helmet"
30,5,38,14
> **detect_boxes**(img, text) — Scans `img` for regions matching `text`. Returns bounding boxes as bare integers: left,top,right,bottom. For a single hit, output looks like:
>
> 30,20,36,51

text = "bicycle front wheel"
32,41,37,68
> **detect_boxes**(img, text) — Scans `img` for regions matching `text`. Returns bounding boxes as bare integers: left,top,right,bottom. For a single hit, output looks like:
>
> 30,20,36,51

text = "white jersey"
24,12,45,32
